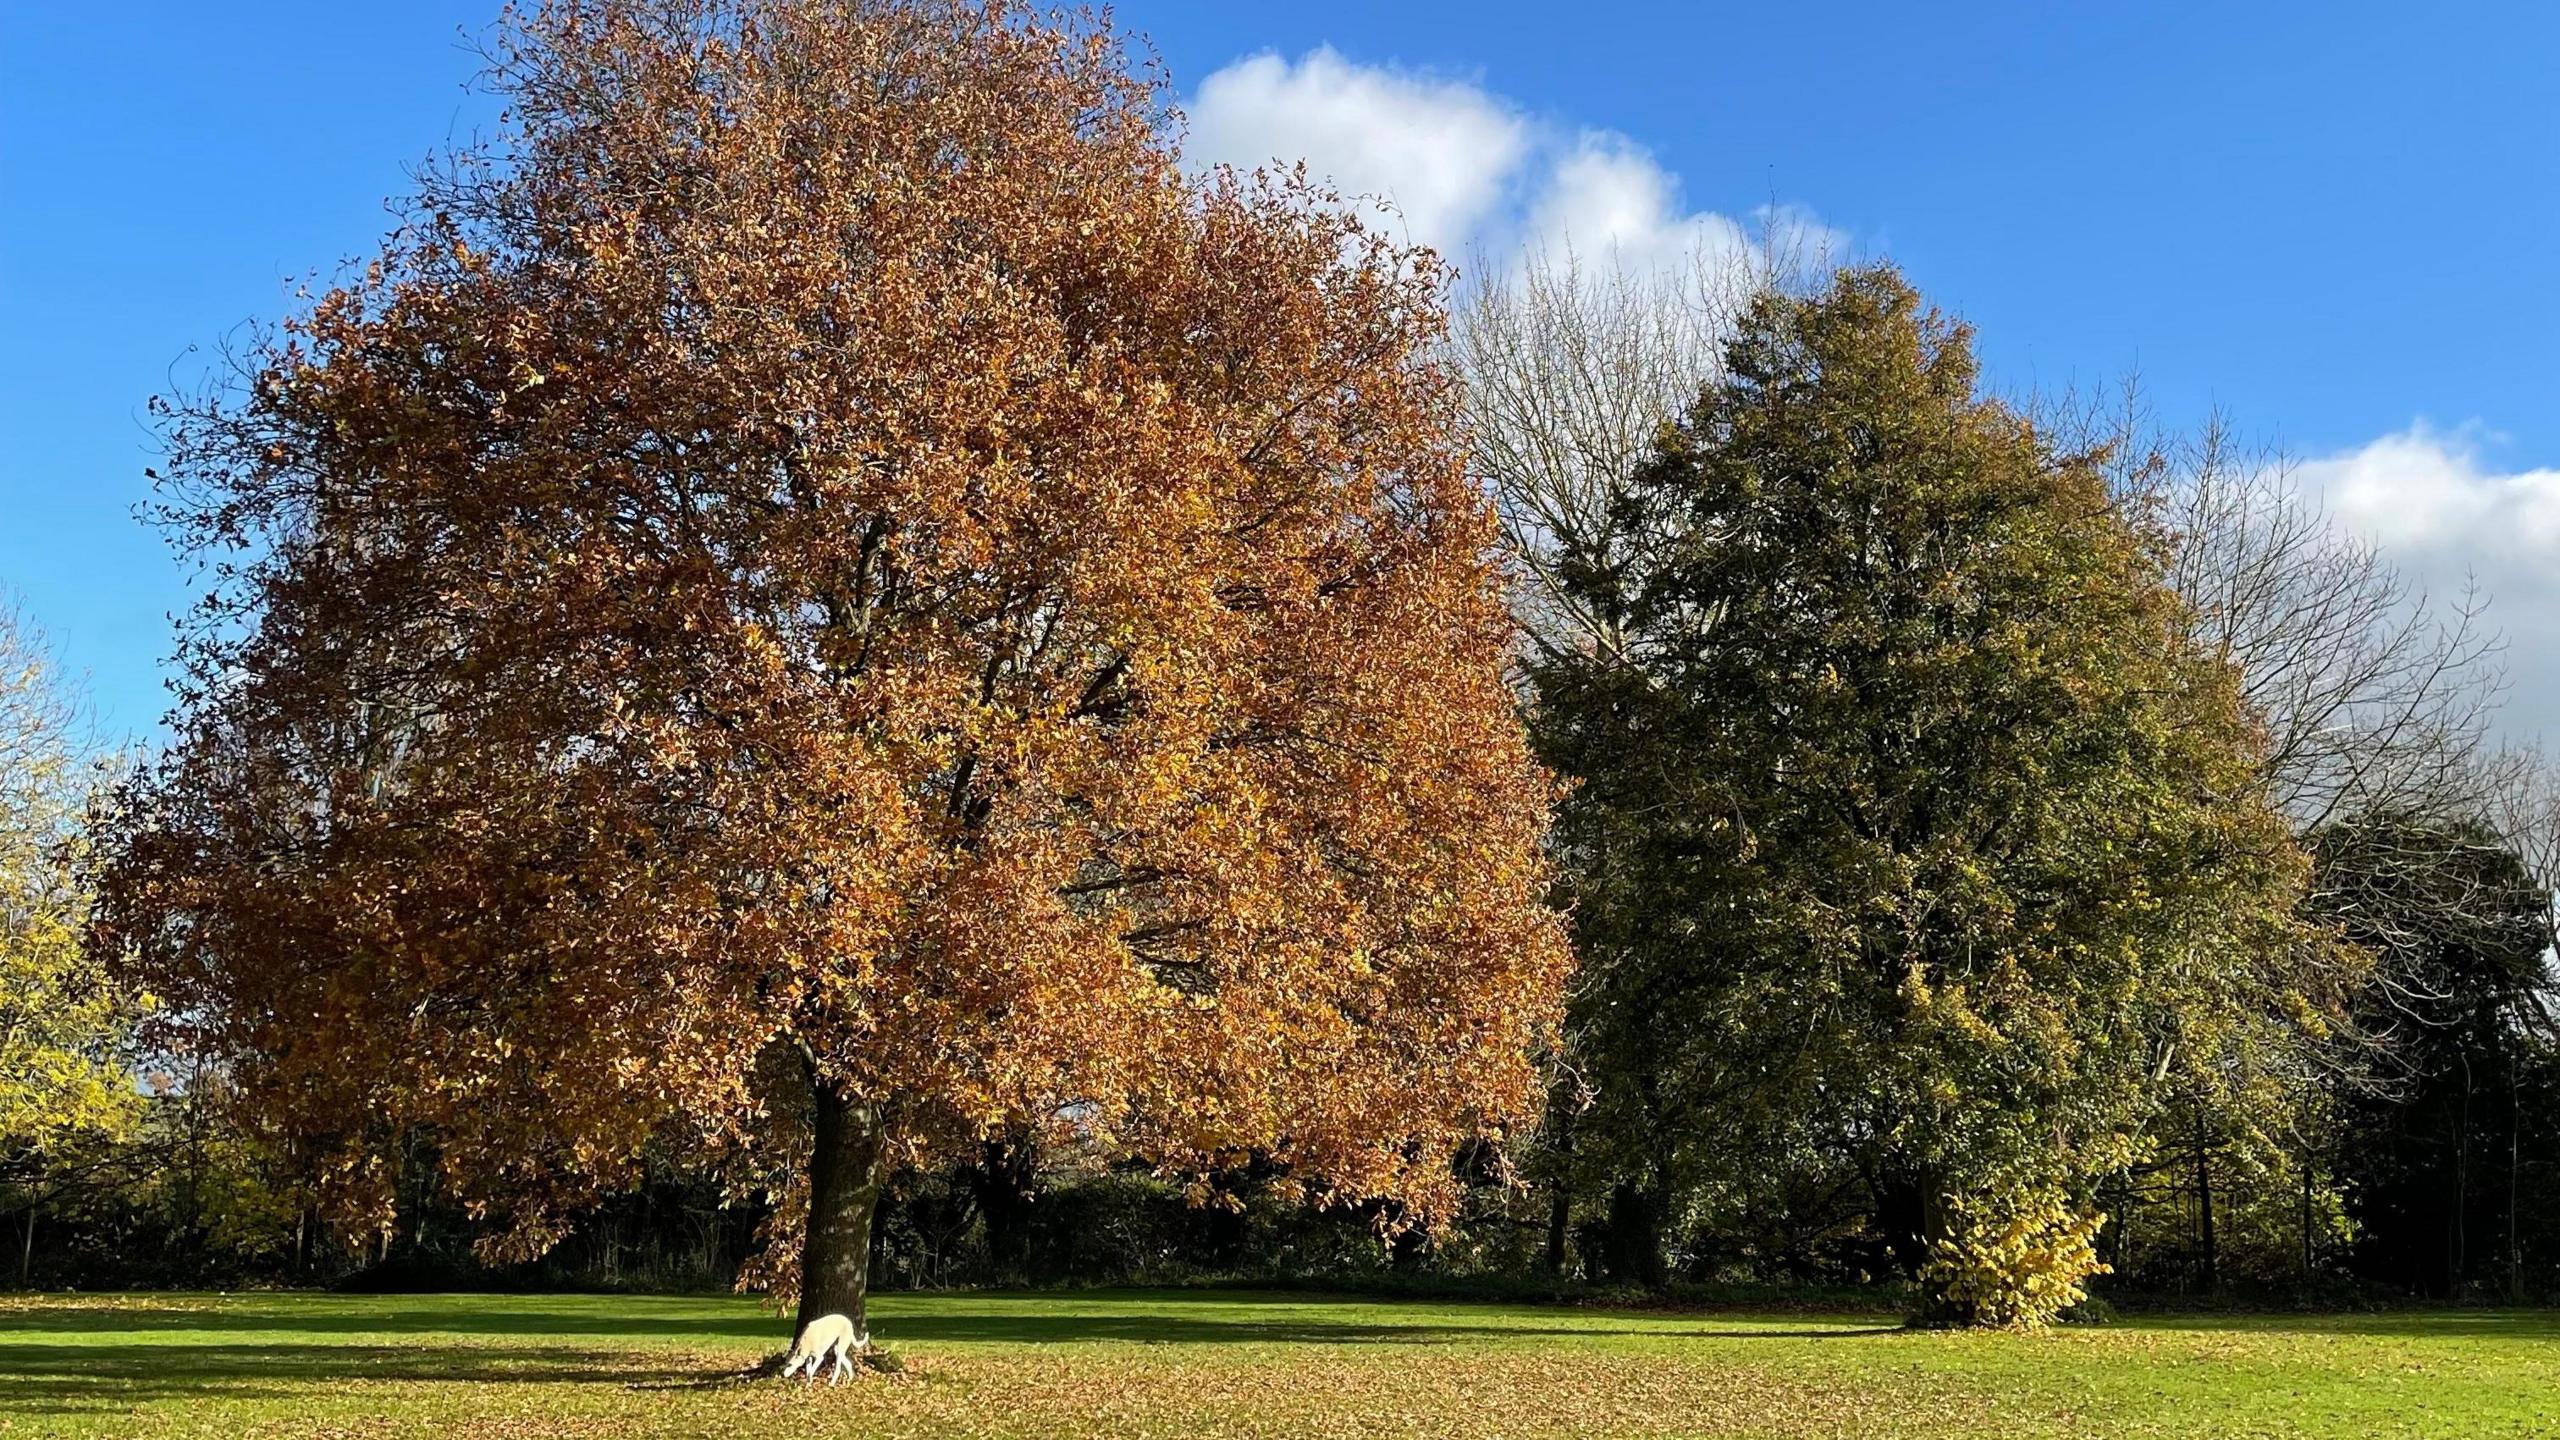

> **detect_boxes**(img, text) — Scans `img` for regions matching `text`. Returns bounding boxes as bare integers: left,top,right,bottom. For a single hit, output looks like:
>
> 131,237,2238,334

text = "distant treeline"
15,267,2559,1317
15,1030,2560,1303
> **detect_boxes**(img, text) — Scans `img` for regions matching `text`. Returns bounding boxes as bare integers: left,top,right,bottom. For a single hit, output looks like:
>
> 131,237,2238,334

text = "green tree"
1533,268,2336,1324
2316,812,2555,1298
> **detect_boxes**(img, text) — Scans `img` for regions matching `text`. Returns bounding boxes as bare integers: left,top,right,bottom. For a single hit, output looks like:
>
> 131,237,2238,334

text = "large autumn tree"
91,0,1568,1339
1532,268,2341,1324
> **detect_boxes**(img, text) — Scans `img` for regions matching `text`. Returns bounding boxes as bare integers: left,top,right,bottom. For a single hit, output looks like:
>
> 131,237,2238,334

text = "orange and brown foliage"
93,0,1568,1315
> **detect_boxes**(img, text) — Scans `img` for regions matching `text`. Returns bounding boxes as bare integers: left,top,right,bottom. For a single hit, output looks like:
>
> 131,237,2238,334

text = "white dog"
780,1311,866,1384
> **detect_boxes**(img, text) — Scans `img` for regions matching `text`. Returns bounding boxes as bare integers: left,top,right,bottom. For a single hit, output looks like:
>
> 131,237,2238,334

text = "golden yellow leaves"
0,609,135,1157
1923,1190,2112,1329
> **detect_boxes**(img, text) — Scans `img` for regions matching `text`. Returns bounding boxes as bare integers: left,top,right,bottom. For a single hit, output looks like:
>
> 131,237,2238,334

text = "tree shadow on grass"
0,1301,783,1341
876,1310,1902,1346
0,1292,1901,1348
0,1341,709,1418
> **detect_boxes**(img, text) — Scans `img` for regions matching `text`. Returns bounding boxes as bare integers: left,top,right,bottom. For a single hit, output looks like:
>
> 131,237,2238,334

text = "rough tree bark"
796,1083,888,1340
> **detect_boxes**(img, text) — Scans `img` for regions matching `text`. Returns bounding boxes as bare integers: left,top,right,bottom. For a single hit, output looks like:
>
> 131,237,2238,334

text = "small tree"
0,605,133,1287
1532,268,2338,1324
94,0,1568,1340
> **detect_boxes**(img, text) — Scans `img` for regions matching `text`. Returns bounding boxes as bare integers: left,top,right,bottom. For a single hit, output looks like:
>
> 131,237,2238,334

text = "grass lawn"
1,1289,2555,1438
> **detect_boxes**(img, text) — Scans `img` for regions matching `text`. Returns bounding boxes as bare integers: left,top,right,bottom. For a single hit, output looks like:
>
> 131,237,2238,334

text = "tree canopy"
1530,268,2342,1323
92,0,1568,1335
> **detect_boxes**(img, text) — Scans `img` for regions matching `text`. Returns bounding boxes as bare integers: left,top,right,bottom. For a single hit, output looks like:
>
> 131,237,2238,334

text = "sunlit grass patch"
2,1289,2555,1437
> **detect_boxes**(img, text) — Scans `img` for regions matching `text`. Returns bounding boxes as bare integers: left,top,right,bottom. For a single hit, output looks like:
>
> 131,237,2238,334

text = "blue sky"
5,2,2556,740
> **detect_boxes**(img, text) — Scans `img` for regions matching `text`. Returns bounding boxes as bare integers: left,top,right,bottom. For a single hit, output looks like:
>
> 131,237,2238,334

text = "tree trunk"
968,1133,1040,1282
2454,1052,2472,1295
796,1081,888,1340
1601,1181,1664,1289
16,1208,31,1291
2194,1128,2217,1293
1911,1177,1965,1323
1542,1109,1574,1276
2299,1161,2314,1284
2510,1041,2524,1303
1870,1170,1931,1281
2113,1181,2135,1280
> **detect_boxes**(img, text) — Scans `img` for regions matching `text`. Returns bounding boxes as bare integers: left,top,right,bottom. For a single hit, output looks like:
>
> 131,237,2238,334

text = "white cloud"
1185,49,1529,258
2299,423,2560,744
1516,133,1750,274
1183,50,1837,282
2307,423,2560,559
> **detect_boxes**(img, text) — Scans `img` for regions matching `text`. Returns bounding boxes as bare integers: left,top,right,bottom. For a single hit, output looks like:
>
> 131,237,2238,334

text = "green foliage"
19,1087,309,1289
2092,1089,2355,1297
1530,267,2331,1321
